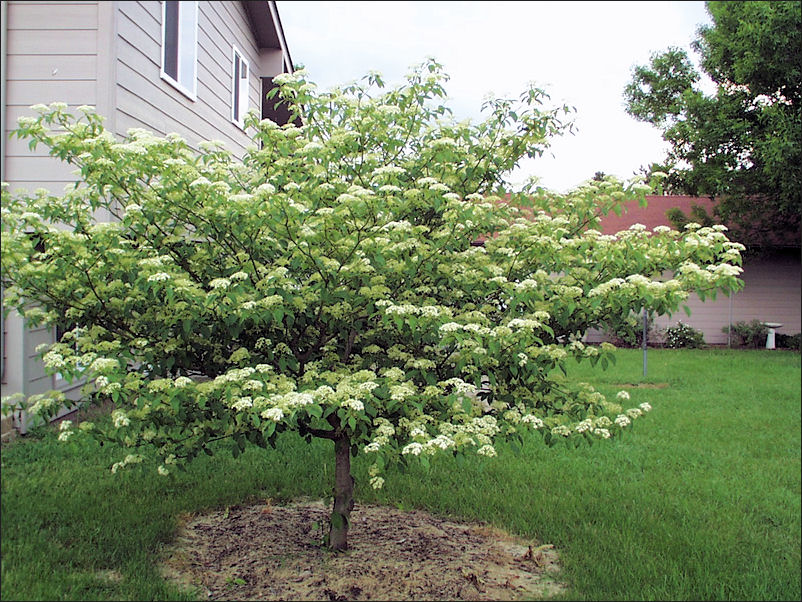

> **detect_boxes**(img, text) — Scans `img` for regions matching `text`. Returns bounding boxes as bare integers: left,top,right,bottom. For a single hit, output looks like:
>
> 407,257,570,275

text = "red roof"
472,194,799,248
598,195,718,235
597,195,799,247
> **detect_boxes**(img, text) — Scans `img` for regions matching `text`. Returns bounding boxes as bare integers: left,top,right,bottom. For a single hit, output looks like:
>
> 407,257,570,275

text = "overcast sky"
277,1,714,193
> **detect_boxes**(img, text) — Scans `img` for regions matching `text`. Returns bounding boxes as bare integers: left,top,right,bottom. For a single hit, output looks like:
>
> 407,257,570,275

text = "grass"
1,349,800,601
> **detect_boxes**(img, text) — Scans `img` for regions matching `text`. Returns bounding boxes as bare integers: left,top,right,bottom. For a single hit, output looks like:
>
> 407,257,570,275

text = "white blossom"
402,442,423,456
477,444,497,457
261,407,284,422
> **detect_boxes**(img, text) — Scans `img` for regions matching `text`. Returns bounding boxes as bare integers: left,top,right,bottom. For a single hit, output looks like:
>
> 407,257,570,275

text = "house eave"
241,0,294,72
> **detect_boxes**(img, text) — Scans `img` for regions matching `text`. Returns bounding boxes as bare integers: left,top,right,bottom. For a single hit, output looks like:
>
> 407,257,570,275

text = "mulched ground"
161,499,565,601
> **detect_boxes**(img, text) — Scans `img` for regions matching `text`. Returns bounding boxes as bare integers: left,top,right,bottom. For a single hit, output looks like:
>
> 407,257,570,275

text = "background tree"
2,61,744,551
624,1,801,245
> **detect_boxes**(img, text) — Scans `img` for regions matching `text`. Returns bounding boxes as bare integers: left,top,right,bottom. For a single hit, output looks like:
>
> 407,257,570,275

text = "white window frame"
160,0,198,101
231,45,250,128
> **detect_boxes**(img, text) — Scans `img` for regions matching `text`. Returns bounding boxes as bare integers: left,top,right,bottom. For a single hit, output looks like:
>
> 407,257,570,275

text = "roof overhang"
241,0,294,72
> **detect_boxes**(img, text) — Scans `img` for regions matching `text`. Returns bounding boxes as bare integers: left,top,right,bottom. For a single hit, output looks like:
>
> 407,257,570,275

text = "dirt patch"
614,382,670,389
161,499,565,601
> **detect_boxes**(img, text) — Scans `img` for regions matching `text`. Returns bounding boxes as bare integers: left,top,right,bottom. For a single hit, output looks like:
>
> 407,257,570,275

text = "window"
161,0,198,100
231,46,250,127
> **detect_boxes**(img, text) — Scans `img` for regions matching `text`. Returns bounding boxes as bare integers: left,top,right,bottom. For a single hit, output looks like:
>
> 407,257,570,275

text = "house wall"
1,0,104,434
587,249,802,346
3,0,102,195
115,0,265,156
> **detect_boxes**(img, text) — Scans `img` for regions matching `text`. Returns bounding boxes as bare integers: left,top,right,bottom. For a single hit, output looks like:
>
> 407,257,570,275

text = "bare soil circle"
161,499,565,601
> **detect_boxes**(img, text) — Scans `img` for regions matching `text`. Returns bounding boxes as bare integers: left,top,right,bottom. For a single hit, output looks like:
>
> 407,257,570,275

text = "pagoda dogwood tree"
1,60,744,551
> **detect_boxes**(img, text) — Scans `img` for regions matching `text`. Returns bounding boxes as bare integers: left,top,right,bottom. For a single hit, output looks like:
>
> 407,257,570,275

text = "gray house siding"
3,0,101,194
654,249,801,346
115,1,264,156
1,1,293,436
586,249,802,346
2,0,105,431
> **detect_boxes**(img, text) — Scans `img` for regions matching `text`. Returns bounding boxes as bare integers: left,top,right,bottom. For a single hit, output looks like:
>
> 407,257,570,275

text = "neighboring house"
585,195,801,346
0,0,297,437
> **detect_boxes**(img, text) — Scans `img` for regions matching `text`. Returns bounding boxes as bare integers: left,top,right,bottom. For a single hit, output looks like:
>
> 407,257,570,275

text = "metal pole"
728,294,733,348
642,307,648,377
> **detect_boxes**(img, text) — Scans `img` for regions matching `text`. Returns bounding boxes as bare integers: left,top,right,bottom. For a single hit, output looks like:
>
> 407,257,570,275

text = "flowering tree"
1,60,744,551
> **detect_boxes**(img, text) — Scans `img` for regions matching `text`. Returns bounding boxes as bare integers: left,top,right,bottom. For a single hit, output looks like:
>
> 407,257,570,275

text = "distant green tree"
666,205,715,231
625,1,801,245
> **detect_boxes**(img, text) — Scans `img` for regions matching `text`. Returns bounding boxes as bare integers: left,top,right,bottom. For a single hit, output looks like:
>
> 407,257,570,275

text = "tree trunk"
329,432,354,551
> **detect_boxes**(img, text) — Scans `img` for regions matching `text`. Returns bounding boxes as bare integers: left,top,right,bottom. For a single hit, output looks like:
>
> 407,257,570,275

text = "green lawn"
2,349,800,601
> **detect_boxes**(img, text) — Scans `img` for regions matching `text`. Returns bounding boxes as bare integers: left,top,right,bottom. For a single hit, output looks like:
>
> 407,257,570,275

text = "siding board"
6,28,96,54
134,0,161,27
115,108,167,138
8,1,97,29
116,11,161,66
115,60,243,150
588,251,802,345
5,54,97,80
6,79,97,105
4,156,79,182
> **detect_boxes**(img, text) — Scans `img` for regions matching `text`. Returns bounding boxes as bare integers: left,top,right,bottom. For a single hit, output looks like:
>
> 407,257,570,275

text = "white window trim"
231,44,250,129
160,0,199,102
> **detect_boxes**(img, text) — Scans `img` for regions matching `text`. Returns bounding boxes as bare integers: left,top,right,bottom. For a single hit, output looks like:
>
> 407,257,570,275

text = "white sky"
277,0,714,193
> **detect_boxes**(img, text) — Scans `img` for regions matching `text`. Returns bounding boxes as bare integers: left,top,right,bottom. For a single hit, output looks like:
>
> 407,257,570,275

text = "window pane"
178,1,197,90
233,55,240,122
163,1,179,80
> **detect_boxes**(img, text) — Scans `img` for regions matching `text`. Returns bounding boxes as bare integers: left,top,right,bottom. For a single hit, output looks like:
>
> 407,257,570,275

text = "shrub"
776,332,801,351
664,322,705,348
725,320,769,348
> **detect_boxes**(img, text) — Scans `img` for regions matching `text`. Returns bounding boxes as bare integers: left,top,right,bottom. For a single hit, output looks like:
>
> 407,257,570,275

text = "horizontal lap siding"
656,251,801,344
115,1,262,157
3,2,101,405
587,250,802,345
4,2,99,193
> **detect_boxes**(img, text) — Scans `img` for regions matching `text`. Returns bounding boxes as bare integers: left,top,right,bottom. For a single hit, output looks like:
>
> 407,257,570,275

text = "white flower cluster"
341,398,364,412
261,407,284,422
90,358,119,373
174,376,193,388
514,279,538,292
111,453,142,474
476,444,497,457
521,414,545,428
231,397,254,411
43,351,67,370
364,418,396,453
507,318,543,330
209,278,231,289
574,419,593,433
112,410,130,429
